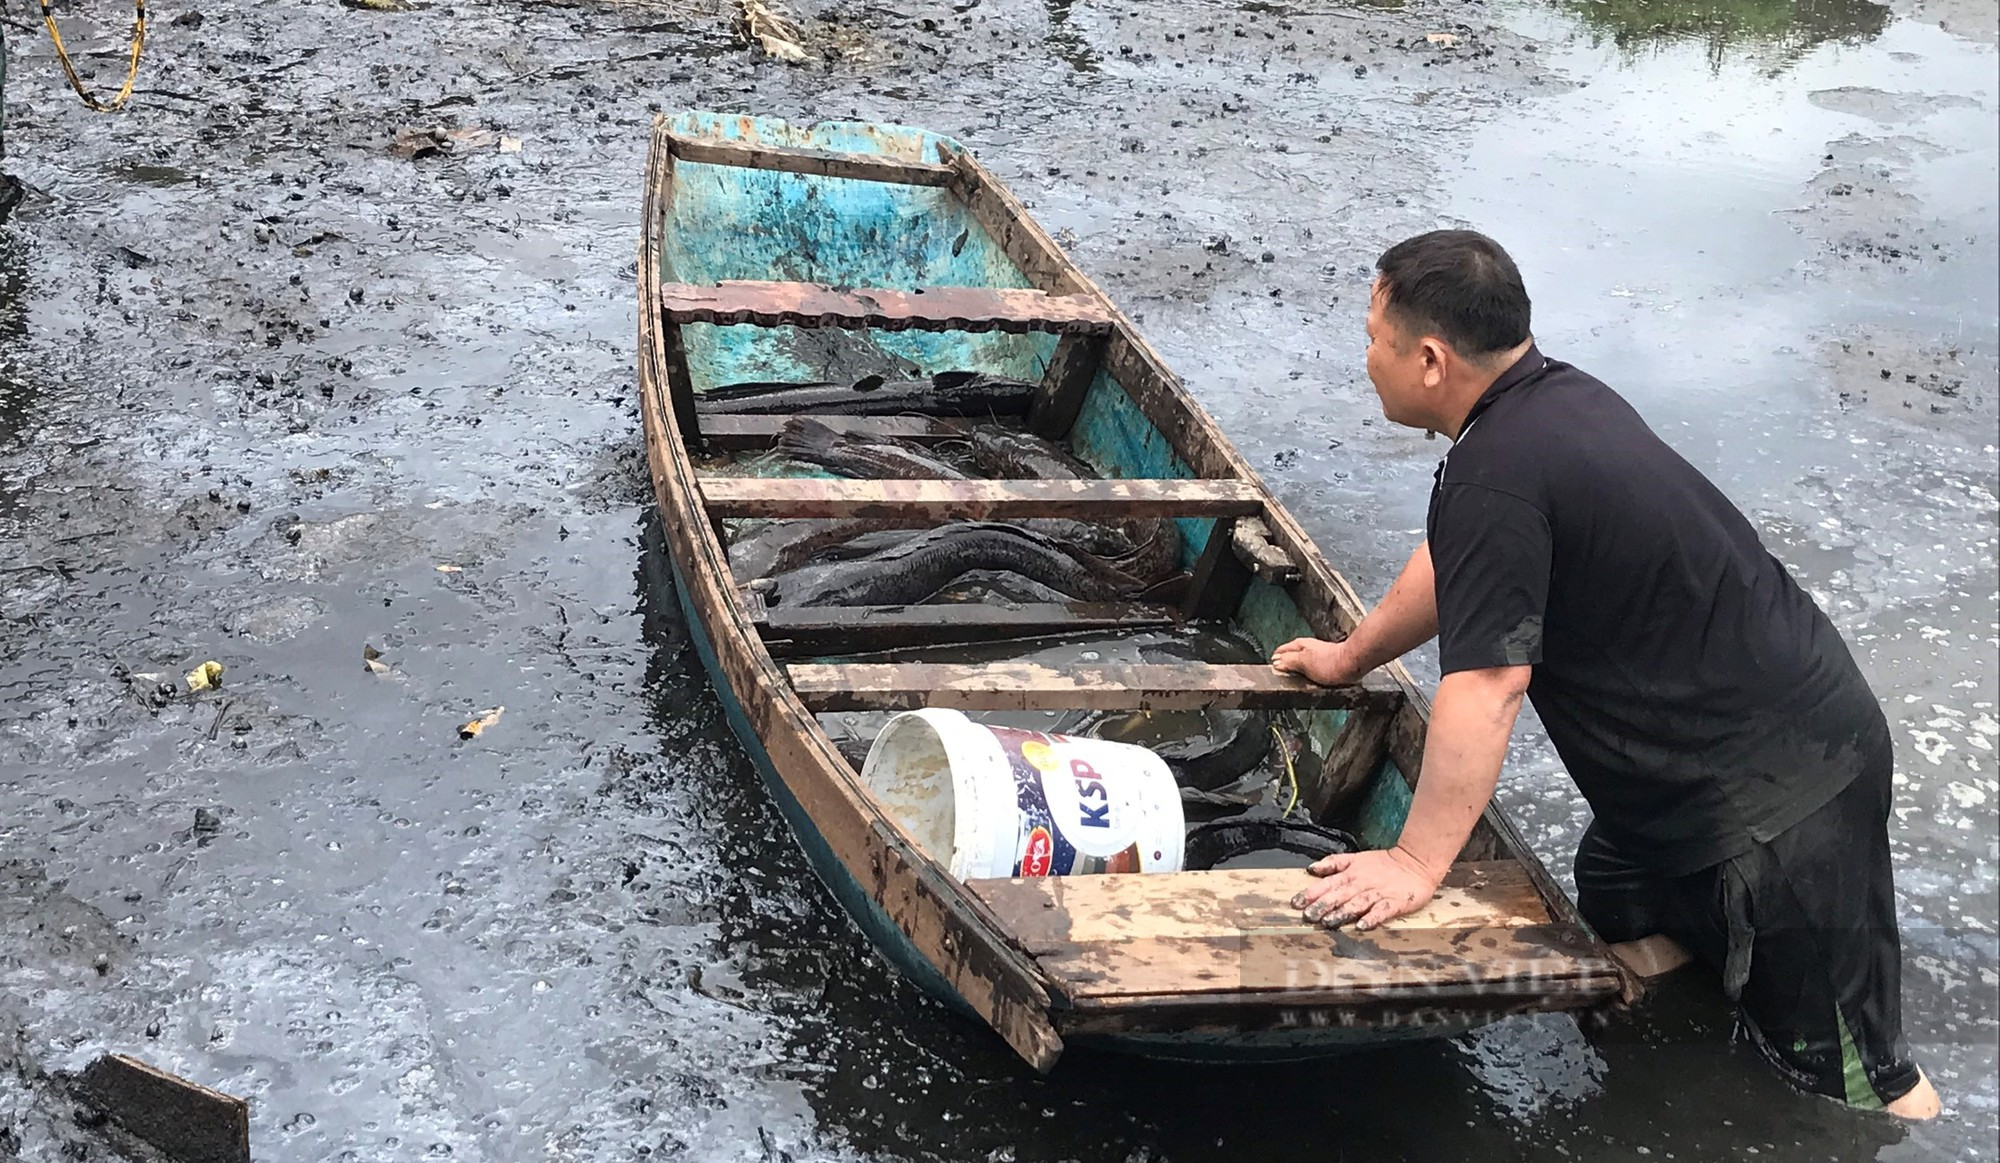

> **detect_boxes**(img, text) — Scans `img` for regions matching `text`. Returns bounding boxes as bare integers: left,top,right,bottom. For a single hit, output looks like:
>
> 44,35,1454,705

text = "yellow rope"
1274,726,1299,817
40,0,147,113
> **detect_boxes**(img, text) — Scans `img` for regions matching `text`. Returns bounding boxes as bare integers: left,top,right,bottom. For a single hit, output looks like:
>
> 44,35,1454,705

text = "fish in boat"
637,111,1626,1070
965,424,1185,585
733,522,927,586
728,509,1146,590
768,417,1177,576
764,521,1143,608
965,424,1096,480
696,370,1036,416
776,416,974,480
728,517,900,583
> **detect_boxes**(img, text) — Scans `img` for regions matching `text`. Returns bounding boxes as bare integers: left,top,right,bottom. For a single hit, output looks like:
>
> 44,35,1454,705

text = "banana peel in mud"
183,661,225,693
458,706,504,741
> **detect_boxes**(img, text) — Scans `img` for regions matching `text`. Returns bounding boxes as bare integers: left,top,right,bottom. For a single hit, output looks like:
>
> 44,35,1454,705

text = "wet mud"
0,0,1992,1160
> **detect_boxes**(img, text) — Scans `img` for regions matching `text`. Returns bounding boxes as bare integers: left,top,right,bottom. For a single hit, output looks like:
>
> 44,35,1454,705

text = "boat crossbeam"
698,477,1260,521
785,661,1403,713
658,280,1116,335
666,134,960,187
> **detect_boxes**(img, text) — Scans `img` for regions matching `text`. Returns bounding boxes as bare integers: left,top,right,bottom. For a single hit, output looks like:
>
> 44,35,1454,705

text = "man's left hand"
1290,847,1443,931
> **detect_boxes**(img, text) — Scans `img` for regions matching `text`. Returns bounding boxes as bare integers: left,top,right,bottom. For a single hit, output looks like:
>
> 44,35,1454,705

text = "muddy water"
0,0,1991,1160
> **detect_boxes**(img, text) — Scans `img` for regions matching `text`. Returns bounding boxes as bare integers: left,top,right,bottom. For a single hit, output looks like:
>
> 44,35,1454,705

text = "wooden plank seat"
699,477,1263,521
659,280,1117,335
667,135,959,187
756,601,1181,657
967,863,1620,1006
784,661,1402,712
699,413,971,451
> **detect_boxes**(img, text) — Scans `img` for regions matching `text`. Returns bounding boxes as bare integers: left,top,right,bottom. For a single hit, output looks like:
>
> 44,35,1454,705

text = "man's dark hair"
1374,230,1531,361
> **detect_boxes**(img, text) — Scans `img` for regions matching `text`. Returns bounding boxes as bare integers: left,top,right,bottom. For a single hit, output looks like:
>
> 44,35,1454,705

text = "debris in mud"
342,0,416,10
183,661,225,693
71,1054,250,1163
206,699,235,741
458,706,504,740
117,666,180,710
363,644,391,675
499,135,524,154
435,563,464,573
1425,32,1460,47
389,126,503,160
738,0,809,62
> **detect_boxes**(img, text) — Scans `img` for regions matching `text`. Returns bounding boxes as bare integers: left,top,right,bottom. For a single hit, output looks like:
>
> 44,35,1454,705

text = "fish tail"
776,417,846,468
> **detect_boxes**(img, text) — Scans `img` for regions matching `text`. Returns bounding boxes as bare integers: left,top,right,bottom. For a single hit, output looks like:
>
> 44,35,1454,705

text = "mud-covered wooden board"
1038,938,1613,1003
699,477,1264,520
76,1054,251,1163
669,134,959,186
969,862,1550,948
659,279,1117,334
785,661,1404,712
968,862,1616,1004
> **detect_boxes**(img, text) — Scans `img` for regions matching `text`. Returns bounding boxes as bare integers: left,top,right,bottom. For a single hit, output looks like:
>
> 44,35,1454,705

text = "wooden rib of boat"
636,111,1626,1069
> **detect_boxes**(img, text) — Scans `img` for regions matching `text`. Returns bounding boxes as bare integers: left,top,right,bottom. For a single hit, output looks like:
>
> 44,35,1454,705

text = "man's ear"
1419,337,1449,389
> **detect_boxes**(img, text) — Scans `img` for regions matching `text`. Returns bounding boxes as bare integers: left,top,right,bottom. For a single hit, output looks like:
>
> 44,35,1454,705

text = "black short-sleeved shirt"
1426,345,1885,875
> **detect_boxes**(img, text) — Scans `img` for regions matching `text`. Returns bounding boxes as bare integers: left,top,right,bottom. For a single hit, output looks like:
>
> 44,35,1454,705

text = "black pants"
1574,750,1921,1108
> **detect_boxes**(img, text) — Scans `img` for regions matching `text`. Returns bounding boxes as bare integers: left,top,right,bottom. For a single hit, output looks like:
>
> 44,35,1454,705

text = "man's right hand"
1271,637,1367,686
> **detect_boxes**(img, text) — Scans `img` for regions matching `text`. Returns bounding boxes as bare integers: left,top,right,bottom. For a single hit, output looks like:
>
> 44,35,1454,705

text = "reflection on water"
1563,0,1892,69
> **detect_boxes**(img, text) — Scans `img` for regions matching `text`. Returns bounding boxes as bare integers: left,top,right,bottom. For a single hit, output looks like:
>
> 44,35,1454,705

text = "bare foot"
1884,1069,1941,1120
1606,934,1693,978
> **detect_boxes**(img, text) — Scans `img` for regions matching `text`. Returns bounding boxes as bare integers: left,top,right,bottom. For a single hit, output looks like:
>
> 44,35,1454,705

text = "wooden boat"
636,111,1626,1069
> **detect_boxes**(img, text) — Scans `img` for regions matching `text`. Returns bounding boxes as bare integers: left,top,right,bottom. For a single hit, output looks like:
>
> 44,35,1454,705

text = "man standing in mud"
1271,229,1940,1118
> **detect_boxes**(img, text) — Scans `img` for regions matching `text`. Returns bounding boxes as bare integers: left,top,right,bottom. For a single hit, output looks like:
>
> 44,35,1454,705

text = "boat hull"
638,110,1625,1071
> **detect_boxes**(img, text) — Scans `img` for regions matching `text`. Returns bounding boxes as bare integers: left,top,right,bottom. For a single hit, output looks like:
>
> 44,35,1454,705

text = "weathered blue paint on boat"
1066,364,1208,569
661,111,1056,392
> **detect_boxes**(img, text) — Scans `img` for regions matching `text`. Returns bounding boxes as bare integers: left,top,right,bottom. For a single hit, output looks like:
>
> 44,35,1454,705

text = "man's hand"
1271,637,1367,686
1290,847,1443,931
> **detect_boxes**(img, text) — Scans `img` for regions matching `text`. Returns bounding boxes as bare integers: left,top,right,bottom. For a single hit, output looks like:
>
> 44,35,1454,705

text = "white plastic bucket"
859,708,1185,880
